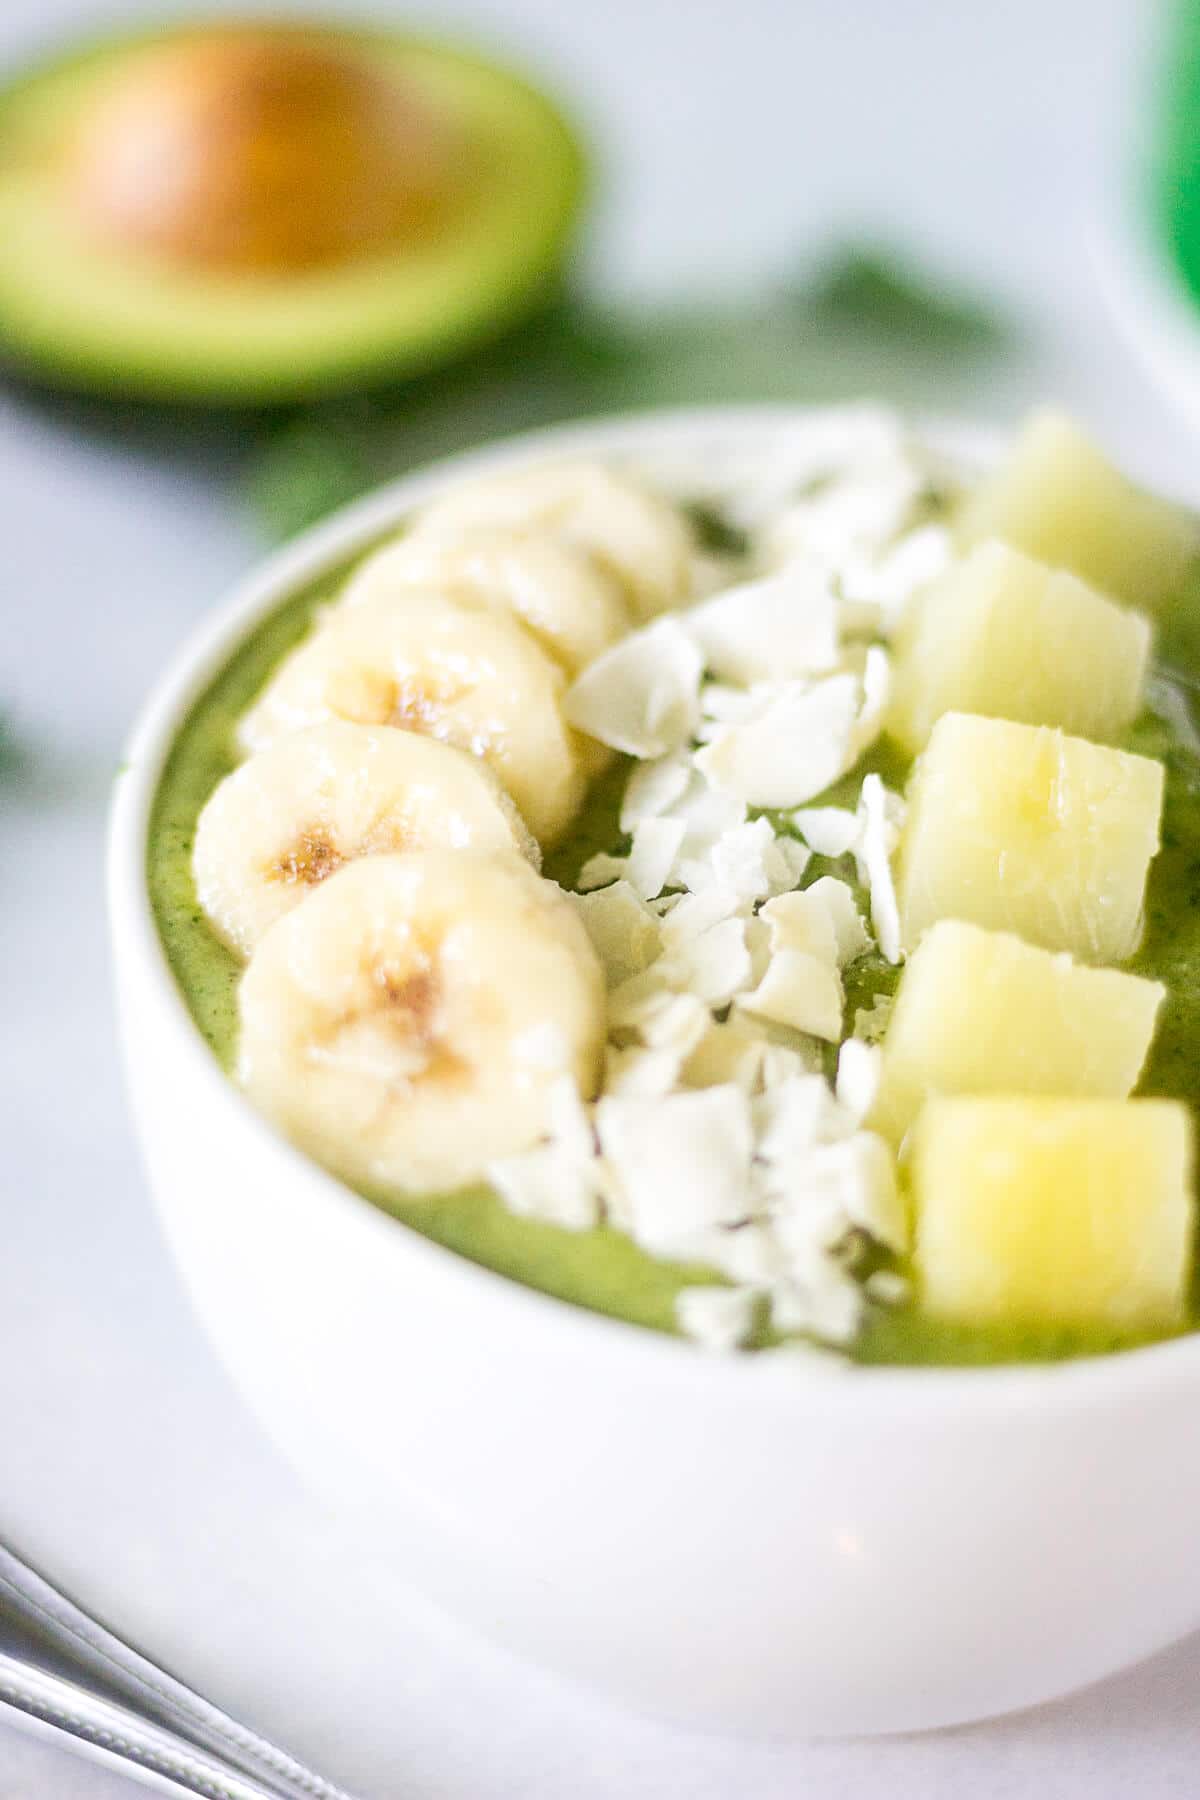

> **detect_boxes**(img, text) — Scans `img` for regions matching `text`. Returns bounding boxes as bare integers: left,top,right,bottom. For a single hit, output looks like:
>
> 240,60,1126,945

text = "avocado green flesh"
147,559,1200,1366
0,25,584,403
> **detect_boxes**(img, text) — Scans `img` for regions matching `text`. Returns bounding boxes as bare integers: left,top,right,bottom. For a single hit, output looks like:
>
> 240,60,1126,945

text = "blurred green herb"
243,245,1016,542
803,247,1012,347
244,415,379,542
0,711,28,786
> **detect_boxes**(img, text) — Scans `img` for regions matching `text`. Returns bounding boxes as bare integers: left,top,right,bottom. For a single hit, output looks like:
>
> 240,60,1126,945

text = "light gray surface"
3,1,1200,1795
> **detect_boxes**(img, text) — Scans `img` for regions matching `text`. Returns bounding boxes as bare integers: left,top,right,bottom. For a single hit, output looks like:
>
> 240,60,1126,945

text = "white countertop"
4,0,1200,1794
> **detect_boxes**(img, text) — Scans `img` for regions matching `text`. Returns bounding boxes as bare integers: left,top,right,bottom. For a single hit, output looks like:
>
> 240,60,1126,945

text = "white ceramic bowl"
109,406,1200,1738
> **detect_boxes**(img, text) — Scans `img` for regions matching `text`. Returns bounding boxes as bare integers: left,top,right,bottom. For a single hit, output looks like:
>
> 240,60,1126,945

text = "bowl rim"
108,398,1200,1410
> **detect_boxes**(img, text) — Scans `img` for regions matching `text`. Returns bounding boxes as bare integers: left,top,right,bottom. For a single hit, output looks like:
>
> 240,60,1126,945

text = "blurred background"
4,1,1200,1795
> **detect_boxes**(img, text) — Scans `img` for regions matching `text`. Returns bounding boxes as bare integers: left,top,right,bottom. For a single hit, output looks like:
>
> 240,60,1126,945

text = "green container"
1157,0,1200,303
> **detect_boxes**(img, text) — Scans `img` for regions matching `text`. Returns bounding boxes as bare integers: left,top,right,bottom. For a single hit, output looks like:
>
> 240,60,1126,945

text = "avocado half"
0,20,586,404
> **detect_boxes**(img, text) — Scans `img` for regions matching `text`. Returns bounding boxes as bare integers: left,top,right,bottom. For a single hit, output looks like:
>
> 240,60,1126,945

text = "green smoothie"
146,551,1200,1366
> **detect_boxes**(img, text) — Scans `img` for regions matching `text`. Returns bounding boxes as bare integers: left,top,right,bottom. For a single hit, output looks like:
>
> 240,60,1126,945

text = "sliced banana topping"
412,460,695,619
193,722,537,957
237,590,592,845
341,526,633,676
237,851,606,1195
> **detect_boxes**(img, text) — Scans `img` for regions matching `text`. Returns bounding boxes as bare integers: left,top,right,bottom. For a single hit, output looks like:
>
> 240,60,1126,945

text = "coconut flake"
607,900,753,1014
488,1145,600,1230
760,1042,820,1088
547,1077,596,1160
757,1073,850,1161
668,916,754,1005
705,819,808,904
713,818,781,901
660,884,746,945
676,1285,759,1351
809,1133,906,1251
565,619,703,758
855,774,904,964
772,835,813,891
790,805,860,858
756,880,868,972
488,1077,601,1232
696,673,860,808
626,815,687,900
675,816,790,907
684,564,840,685
762,1123,903,1257
771,1272,864,1346
698,685,763,730
721,408,907,530
595,1086,755,1257
807,876,872,964
737,949,843,1041
576,851,627,892
670,772,749,855
850,523,953,625
571,881,661,985
701,1223,787,1287
630,991,710,1054
604,1042,687,1098
619,754,692,832
743,912,771,986
606,967,680,1031
683,1012,769,1091
852,644,891,756
765,457,926,566
865,1268,912,1307
759,889,839,963
835,1037,882,1125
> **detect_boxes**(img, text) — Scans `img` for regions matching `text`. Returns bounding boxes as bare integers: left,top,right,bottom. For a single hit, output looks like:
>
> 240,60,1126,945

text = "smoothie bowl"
109,404,1200,1736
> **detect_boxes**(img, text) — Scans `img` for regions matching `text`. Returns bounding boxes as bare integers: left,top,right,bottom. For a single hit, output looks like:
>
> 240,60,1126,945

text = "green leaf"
0,711,28,785
799,246,1011,346
240,249,1019,542
244,417,378,541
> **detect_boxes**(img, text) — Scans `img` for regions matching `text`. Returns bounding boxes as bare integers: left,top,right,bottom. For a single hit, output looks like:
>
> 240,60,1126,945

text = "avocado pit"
65,31,460,274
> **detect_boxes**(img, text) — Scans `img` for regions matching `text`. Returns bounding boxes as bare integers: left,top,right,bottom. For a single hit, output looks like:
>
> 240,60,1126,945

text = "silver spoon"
0,1541,360,1799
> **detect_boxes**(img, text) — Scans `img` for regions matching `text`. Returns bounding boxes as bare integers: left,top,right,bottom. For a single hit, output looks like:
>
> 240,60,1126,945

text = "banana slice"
237,590,591,845
412,461,695,619
342,527,633,676
237,850,606,1195
193,722,537,957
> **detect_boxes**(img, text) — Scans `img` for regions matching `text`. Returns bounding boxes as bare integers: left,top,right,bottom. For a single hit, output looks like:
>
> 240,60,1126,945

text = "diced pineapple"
873,921,1164,1143
910,1097,1194,1332
956,408,1198,614
897,713,1164,963
887,541,1152,754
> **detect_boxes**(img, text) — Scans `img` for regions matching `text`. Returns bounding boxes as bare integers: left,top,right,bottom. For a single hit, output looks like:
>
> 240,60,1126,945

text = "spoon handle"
0,1543,359,1800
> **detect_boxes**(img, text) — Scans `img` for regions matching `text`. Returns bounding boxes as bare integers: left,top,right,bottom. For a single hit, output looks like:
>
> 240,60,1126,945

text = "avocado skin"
0,20,588,406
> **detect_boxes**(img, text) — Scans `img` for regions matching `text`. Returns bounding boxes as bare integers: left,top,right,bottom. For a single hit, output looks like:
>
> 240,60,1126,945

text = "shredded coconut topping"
565,618,703,757
491,414,955,1351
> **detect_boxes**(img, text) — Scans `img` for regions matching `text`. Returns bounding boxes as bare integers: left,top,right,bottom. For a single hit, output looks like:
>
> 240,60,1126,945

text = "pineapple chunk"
910,1097,1194,1332
873,921,1164,1143
897,713,1164,963
888,541,1151,754
956,408,1198,614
